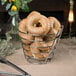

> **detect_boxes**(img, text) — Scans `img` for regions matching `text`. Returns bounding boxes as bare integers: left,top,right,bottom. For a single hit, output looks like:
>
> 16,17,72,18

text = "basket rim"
18,25,63,43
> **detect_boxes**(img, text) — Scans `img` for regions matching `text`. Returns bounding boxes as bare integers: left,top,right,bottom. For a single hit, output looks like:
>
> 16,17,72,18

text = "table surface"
0,39,76,76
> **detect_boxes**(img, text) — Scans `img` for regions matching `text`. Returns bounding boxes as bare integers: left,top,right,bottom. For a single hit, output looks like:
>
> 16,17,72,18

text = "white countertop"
0,39,76,76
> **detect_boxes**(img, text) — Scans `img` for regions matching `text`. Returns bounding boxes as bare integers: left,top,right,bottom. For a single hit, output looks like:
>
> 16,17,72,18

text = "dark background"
0,0,76,38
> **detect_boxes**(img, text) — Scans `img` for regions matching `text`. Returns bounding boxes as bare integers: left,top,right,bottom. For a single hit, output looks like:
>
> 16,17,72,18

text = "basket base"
24,52,54,64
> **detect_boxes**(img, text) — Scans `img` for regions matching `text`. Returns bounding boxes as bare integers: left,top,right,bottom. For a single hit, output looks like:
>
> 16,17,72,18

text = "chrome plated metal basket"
19,25,64,64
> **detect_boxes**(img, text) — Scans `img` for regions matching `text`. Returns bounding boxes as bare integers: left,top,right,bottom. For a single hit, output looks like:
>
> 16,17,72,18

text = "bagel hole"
34,22,42,27
53,24,56,28
43,36,47,42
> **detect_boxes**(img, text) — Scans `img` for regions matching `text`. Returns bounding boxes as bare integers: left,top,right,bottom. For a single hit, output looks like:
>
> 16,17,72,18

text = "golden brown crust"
18,19,27,33
30,42,44,60
19,32,34,44
18,11,61,60
26,12,50,35
48,17,61,35
18,19,34,44
23,44,30,51
24,50,33,57
27,11,41,19
23,44,33,57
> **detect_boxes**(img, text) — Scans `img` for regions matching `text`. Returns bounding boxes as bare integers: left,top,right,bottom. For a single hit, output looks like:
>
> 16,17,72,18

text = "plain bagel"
30,42,45,60
18,19,34,44
48,17,61,35
26,11,51,35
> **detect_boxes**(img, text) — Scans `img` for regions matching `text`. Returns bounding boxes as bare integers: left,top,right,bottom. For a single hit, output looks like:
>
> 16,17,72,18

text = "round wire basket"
19,25,63,64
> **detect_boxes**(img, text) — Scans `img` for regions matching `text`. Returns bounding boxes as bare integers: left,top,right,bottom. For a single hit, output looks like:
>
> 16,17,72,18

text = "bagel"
23,44,33,57
26,11,50,35
19,33,34,44
39,39,57,58
27,11,41,19
30,42,44,60
31,37,54,58
38,41,53,52
41,53,49,58
44,17,61,42
44,28,56,44
35,36,53,51
48,17,61,35
23,44,30,51
18,19,28,33
18,19,34,44
35,37,48,51
35,36,43,42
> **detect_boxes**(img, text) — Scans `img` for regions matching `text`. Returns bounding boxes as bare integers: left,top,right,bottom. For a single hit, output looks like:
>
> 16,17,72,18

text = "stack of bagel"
18,11,61,60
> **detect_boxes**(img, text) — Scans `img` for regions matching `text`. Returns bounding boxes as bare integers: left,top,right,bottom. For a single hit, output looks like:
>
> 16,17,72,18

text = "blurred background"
0,0,76,38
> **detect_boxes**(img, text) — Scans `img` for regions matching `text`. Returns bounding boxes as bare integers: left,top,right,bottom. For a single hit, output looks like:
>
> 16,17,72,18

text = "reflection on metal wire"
19,25,64,64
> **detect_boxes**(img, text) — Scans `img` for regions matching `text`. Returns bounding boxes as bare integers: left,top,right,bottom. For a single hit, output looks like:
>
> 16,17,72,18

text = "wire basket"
19,25,63,64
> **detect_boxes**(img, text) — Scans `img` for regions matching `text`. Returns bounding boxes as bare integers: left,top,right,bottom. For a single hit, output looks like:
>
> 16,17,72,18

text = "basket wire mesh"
19,25,64,64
